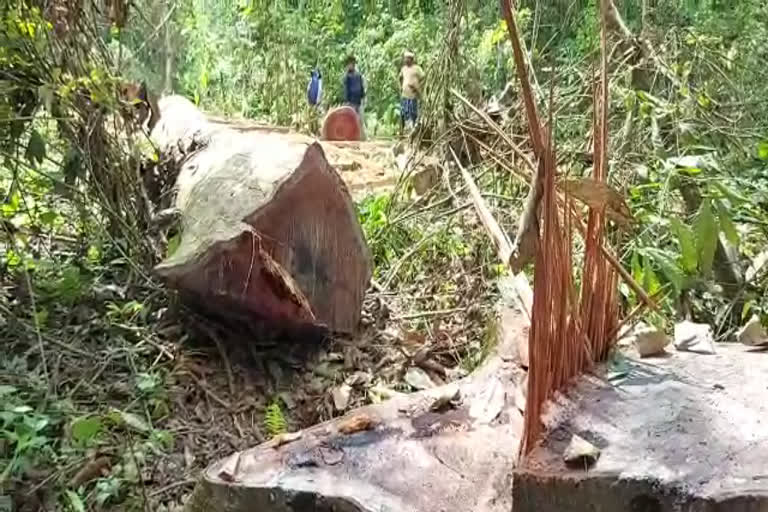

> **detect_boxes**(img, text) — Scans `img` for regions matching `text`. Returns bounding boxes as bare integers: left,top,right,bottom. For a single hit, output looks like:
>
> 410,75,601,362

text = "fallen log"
185,308,529,512
151,95,372,333
321,106,362,141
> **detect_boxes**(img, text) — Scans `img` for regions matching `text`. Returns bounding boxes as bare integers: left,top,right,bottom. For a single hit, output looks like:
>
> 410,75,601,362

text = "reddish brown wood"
150,96,372,333
321,106,362,141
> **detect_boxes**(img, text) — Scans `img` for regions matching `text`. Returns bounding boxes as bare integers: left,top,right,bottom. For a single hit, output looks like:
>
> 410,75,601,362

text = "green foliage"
695,199,718,276
264,400,287,438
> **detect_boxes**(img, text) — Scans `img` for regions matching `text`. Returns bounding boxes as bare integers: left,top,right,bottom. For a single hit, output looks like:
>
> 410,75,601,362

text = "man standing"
307,67,323,108
342,54,366,139
399,50,425,134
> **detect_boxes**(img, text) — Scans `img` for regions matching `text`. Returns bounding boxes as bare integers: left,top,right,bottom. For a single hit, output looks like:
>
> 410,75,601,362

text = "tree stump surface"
321,106,362,142
151,95,372,333
514,344,768,512
185,309,530,512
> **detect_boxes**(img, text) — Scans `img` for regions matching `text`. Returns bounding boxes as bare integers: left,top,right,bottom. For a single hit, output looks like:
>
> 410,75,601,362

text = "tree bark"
150,96,372,334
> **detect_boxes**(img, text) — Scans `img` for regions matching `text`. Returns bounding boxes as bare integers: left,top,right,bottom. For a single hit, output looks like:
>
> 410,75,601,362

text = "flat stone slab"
186,311,529,512
514,345,768,511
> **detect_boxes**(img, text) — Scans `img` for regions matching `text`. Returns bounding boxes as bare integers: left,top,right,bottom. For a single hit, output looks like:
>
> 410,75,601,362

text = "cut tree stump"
513,344,768,511
185,308,530,512
321,106,362,142
151,95,372,333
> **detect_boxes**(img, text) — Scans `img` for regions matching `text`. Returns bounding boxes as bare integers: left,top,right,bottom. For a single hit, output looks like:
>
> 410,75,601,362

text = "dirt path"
204,115,401,199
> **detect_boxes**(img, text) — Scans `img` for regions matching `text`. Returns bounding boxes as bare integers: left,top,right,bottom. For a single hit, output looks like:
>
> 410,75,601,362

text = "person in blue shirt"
307,68,323,108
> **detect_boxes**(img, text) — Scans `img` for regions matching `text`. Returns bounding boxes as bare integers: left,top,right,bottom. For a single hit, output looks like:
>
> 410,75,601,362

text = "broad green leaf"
71,415,102,443
758,141,768,161
642,256,661,296
715,200,739,247
166,233,181,257
25,130,46,167
65,490,86,512
742,300,753,321
39,210,57,226
670,218,697,274
712,182,749,205
631,250,643,285
695,199,718,275
643,248,684,294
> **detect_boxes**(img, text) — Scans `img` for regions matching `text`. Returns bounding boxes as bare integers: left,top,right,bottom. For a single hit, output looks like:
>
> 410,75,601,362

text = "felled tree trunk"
185,309,529,512
321,106,362,141
150,95,372,333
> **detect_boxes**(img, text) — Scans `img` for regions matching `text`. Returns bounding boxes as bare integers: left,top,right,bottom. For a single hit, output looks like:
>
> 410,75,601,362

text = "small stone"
674,321,716,355
738,316,768,346
405,367,437,391
633,324,669,357
332,384,352,412
563,434,600,468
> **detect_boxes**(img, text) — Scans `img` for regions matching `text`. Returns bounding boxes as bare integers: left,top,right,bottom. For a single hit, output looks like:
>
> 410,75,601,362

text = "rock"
563,434,600,468
737,315,768,346
332,384,352,412
404,367,437,391
632,324,669,357
411,158,440,196
674,321,716,354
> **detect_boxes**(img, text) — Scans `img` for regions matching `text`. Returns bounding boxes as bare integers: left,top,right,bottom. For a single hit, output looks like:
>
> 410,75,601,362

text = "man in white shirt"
398,51,425,134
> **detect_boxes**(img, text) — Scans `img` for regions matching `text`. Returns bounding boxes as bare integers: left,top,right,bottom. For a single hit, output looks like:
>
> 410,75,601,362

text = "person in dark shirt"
342,54,365,112
342,54,366,139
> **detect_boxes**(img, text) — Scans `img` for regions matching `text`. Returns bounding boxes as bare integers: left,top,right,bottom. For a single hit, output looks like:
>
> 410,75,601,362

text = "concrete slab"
514,345,768,512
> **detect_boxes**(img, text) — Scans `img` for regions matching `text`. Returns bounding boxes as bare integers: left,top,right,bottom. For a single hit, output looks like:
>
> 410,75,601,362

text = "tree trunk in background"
150,96,372,334
163,13,174,94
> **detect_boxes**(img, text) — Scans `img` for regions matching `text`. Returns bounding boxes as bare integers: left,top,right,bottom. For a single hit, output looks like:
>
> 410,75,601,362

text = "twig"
198,323,236,397
149,478,197,497
135,2,179,55
186,371,231,409
381,231,439,289
392,307,467,321
449,147,513,263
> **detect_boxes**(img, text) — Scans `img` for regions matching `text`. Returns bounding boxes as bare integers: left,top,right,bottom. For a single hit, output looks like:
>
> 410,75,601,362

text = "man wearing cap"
399,51,425,134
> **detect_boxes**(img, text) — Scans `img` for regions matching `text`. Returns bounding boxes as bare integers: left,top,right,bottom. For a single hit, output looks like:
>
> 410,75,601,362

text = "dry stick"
500,0,544,156
198,323,236,398
449,147,514,263
187,371,231,409
450,89,537,174
453,79,656,311
449,147,533,318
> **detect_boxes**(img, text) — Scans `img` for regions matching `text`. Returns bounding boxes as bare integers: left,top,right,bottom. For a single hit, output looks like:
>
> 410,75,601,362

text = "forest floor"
3,132,502,512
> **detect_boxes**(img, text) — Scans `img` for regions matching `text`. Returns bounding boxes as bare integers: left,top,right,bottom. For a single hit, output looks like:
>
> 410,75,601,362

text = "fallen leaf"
404,367,436,391
331,384,352,412
338,413,378,435
563,434,600,468
69,456,111,487
632,324,669,357
429,384,461,412
737,316,768,346
562,178,634,228
271,431,303,448
674,321,716,354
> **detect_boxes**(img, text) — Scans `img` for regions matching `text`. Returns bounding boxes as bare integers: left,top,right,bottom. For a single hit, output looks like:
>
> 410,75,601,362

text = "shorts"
401,98,419,123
